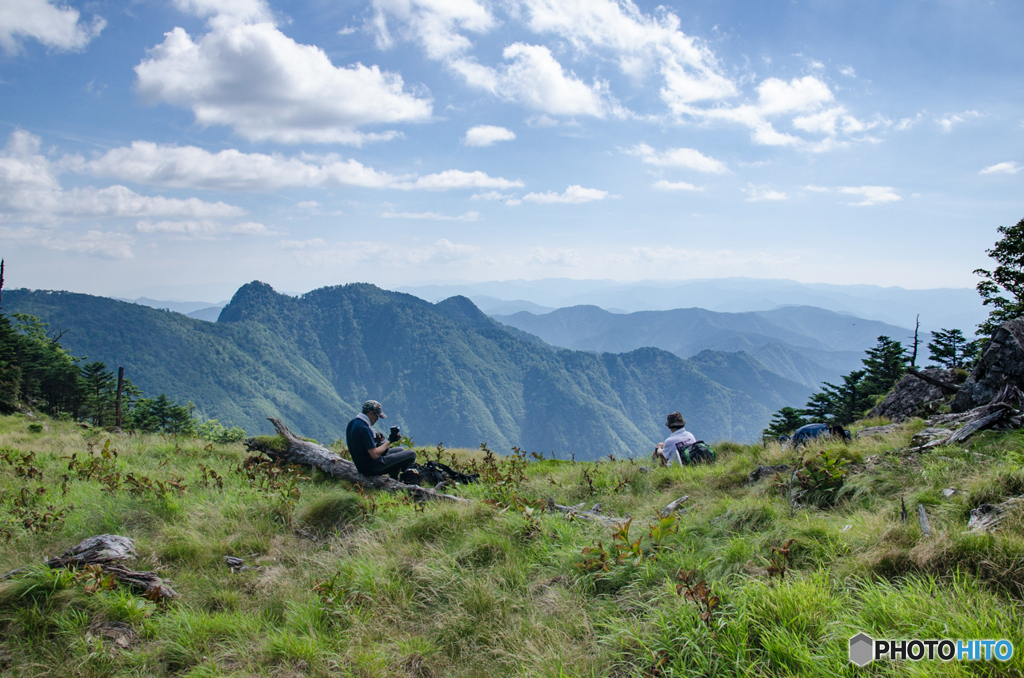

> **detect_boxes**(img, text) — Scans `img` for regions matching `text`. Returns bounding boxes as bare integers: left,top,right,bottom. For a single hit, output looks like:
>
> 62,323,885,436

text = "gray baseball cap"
362,400,386,418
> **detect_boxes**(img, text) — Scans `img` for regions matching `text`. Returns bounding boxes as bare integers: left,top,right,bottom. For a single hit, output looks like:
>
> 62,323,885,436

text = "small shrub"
297,492,364,533
27,423,42,434
794,448,849,507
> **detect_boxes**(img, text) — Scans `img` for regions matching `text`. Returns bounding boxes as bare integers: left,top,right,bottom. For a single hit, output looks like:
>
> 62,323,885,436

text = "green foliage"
297,491,365,533
860,335,908,396
794,448,850,507
763,406,806,437
975,215,1024,336
928,327,981,369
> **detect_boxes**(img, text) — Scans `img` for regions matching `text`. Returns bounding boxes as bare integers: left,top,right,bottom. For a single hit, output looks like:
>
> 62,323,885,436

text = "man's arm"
368,439,390,460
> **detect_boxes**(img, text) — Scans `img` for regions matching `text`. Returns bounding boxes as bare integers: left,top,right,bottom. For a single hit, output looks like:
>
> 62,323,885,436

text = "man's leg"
377,447,417,479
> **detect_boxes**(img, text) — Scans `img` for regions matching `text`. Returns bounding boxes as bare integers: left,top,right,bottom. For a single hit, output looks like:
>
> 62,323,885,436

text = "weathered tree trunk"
906,368,959,395
260,418,469,503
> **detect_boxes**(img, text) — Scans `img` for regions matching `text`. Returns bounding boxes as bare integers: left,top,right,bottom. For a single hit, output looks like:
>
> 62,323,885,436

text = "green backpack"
683,441,716,465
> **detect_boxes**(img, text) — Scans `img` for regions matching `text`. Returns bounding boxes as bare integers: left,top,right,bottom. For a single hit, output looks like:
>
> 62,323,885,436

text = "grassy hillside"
4,284,809,458
1,413,1022,676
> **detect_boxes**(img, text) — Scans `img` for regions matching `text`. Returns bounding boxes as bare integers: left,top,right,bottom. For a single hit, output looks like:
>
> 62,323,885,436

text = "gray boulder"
868,368,959,422
952,318,1024,412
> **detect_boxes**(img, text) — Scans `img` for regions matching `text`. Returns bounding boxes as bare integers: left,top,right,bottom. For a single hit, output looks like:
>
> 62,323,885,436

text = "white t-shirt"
661,428,697,465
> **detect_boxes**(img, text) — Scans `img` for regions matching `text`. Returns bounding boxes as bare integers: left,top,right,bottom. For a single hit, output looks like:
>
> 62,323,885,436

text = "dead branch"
546,499,629,527
659,495,690,518
261,418,468,504
906,368,959,395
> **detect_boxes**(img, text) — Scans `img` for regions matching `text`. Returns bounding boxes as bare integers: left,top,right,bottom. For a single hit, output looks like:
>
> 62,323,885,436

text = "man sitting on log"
346,400,417,479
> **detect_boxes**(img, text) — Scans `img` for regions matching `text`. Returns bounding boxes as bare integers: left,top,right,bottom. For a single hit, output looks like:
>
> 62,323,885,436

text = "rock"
910,427,953,449
745,464,791,484
953,317,1024,412
869,369,960,422
942,488,958,498
857,423,902,437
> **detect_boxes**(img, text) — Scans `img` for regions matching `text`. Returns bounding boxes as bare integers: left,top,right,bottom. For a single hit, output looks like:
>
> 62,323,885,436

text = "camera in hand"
388,425,401,443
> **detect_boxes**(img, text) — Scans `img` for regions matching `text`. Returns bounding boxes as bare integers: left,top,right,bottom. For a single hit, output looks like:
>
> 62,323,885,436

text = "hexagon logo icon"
849,633,874,667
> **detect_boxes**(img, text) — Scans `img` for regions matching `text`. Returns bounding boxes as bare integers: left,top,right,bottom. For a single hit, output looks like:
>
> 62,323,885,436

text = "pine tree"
764,406,807,437
927,328,980,369
975,216,1024,336
80,361,116,426
861,336,908,396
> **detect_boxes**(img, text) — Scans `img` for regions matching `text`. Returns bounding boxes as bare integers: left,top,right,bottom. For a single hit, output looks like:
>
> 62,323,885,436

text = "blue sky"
1,0,1022,301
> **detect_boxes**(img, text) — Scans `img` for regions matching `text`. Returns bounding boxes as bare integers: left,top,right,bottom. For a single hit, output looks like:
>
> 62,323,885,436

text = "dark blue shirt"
346,415,379,475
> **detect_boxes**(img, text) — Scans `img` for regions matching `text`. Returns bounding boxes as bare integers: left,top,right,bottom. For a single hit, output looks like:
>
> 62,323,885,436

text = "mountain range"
491,304,915,390
4,283,814,459
399,277,984,332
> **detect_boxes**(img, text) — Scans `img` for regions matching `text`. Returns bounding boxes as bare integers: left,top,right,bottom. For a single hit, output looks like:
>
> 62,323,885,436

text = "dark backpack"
683,441,716,465
399,460,479,487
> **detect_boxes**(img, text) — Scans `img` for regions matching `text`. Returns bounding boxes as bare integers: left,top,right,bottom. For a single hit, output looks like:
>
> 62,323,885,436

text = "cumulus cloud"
470,191,516,201
464,125,516,147
938,110,981,133
980,161,1021,175
0,131,244,223
625,143,726,173
0,0,105,53
371,0,494,61
652,180,702,191
742,184,786,202
135,0,432,144
73,141,521,192
483,42,611,117
380,210,480,221
895,112,925,131
522,184,608,204
405,169,522,190
838,185,901,206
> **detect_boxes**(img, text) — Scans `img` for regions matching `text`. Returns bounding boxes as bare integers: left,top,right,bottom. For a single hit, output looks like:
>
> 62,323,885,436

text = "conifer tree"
927,328,980,369
861,336,908,396
975,216,1024,336
763,406,807,437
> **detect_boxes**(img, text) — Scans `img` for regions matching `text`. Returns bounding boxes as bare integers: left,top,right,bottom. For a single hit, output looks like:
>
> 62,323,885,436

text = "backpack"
399,460,479,487
683,441,716,465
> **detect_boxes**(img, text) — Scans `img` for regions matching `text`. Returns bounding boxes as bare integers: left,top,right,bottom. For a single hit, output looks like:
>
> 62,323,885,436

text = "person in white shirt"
654,411,697,467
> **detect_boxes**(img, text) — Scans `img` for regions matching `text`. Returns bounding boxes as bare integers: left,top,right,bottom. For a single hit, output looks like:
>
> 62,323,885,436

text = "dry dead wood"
260,418,468,503
966,496,1024,534
546,500,629,527
906,368,960,395
3,535,177,599
917,503,932,537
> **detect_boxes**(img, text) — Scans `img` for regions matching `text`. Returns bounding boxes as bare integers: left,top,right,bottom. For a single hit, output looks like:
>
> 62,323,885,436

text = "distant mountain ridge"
4,284,812,459
400,277,983,331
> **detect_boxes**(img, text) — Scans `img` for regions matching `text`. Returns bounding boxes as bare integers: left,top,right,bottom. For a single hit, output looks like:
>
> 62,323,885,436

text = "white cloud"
838,185,901,206
280,237,326,249
493,42,610,117
470,191,516,201
895,112,925,131
135,0,432,144
464,125,516,147
938,110,981,133
522,184,608,204
528,247,579,266
756,76,833,115
405,169,523,190
980,161,1020,175
74,141,521,192
371,0,494,61
0,0,105,53
652,180,702,191
742,184,786,202
839,66,856,78
135,219,273,239
625,143,726,173
0,131,244,223
380,210,480,221
410,238,481,264
520,0,736,109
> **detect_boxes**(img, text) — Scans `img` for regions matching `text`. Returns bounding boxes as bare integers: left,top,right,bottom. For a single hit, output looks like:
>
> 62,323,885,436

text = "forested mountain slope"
493,304,909,389
5,283,810,458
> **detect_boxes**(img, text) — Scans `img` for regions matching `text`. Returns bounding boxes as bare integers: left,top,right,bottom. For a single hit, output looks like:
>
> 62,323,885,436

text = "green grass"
0,412,1023,676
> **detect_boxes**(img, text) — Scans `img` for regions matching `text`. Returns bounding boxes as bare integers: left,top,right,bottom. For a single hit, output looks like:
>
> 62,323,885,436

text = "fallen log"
966,496,1024,533
547,499,629,527
946,407,1009,445
258,418,468,504
3,535,177,600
